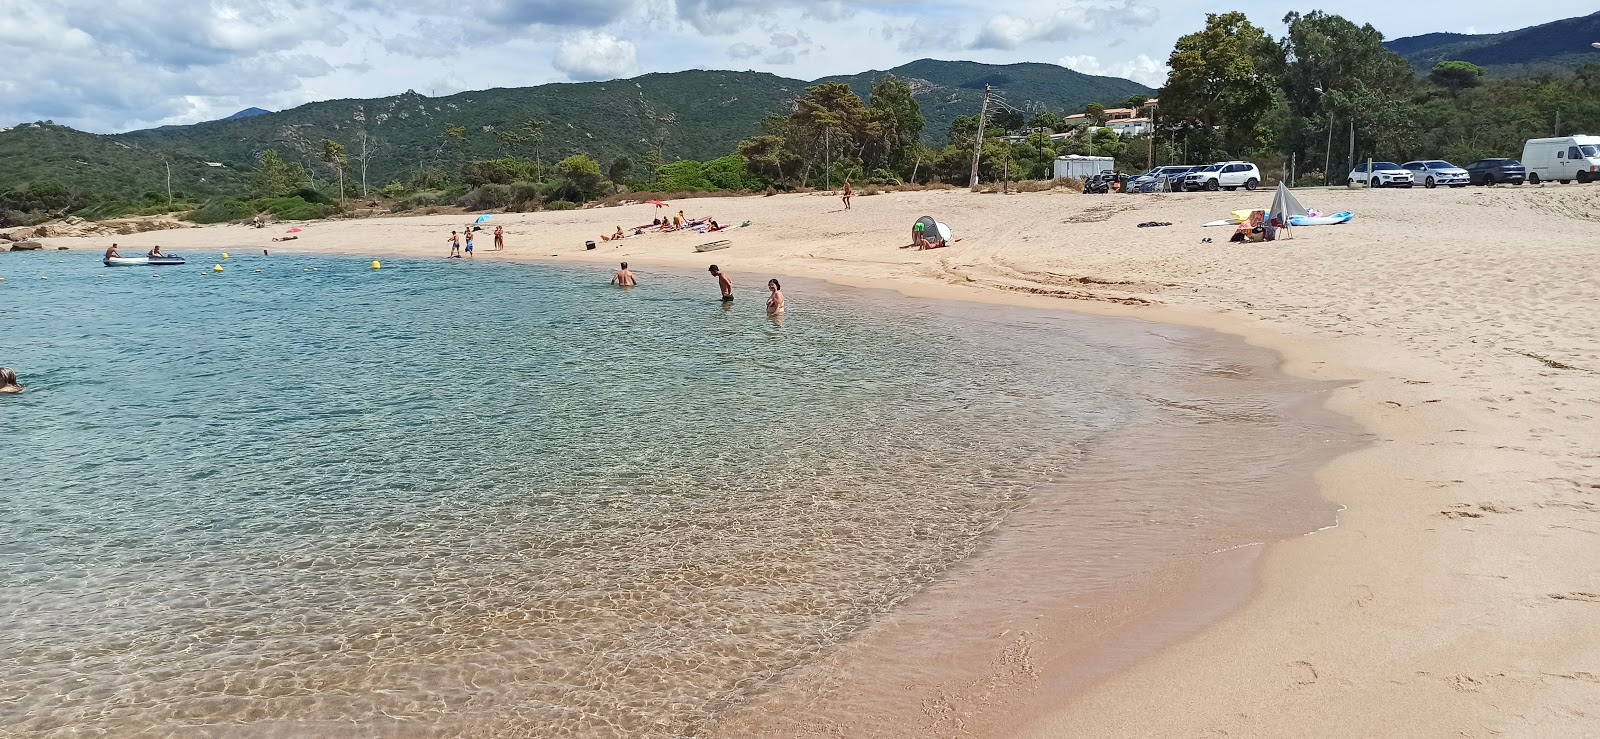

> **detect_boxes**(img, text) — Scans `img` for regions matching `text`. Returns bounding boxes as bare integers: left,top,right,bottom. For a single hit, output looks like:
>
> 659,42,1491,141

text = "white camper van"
1521,136,1600,184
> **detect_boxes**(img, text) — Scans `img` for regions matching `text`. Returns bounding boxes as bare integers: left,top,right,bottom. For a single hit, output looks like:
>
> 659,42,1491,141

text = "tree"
1084,102,1108,126
319,139,348,203
990,107,1025,133
608,156,634,187
554,154,609,202
524,118,545,173
254,149,308,197
867,76,925,176
1161,12,1284,160
1127,94,1151,110
1029,111,1068,133
1429,61,1485,95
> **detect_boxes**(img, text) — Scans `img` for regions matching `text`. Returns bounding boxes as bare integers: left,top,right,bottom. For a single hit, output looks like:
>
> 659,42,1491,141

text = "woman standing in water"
766,279,785,315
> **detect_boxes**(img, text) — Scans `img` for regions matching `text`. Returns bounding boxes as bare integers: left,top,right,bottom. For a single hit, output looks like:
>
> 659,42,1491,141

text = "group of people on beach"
446,225,505,258
602,209,727,243
609,262,782,314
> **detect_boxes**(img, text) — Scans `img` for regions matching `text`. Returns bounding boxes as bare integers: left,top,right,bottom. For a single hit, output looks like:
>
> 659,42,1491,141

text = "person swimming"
0,367,23,394
612,262,637,287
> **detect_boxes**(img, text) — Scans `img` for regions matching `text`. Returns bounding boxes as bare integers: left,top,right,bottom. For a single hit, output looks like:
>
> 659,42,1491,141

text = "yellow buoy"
221,252,230,259
213,264,224,273
371,260,382,270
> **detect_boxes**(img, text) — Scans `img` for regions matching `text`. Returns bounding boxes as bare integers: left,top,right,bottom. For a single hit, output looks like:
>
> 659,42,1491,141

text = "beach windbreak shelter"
1268,182,1307,224
913,216,938,242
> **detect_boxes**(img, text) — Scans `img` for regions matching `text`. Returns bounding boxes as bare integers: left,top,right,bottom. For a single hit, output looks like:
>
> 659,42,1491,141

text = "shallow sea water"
1,253,1146,738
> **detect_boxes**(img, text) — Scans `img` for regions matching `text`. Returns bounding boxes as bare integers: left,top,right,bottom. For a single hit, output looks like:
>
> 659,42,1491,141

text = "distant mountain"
1386,12,1600,75
820,59,1153,141
1,60,1149,210
107,61,1146,188
223,107,272,121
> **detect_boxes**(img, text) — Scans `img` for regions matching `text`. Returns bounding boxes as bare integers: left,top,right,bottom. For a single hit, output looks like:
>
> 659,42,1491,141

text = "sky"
1,0,1593,133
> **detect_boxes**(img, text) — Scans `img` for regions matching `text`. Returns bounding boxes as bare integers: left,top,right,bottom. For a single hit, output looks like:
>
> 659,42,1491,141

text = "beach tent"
912,216,953,246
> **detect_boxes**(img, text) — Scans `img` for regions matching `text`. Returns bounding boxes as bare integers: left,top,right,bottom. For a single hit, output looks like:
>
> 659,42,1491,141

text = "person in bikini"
766,278,785,315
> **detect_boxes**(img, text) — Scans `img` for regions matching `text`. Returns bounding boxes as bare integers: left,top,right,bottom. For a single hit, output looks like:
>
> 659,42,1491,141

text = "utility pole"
1324,121,1334,186
1146,105,1154,170
1347,120,1355,178
1555,110,1561,136
164,159,172,208
969,85,992,188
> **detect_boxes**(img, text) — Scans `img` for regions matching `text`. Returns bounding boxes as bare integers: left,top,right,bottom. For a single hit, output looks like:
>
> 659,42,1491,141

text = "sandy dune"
32,183,1600,736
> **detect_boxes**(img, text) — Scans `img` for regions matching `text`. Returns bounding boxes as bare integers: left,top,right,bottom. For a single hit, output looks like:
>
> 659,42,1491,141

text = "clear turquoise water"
0,253,1140,738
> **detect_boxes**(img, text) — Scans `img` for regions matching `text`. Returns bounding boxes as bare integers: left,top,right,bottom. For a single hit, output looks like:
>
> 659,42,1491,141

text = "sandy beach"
29,183,1600,736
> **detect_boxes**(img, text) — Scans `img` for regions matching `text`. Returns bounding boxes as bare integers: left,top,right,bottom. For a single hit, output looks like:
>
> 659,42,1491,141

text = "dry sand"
31,184,1600,736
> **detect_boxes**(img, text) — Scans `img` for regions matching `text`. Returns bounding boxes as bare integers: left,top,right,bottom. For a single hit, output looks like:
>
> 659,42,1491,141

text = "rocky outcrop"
8,240,44,251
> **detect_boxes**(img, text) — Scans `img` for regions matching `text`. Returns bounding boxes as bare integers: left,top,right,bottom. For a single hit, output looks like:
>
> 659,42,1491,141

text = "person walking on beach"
709,264,733,302
493,225,505,251
766,279,785,315
447,231,461,258
464,231,475,258
842,181,853,210
612,262,637,287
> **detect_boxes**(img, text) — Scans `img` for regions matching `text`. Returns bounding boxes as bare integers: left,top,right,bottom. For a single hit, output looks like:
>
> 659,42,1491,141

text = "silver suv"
1183,161,1262,192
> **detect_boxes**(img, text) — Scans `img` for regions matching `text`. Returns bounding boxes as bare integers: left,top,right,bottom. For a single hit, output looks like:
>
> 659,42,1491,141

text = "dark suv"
1464,159,1526,186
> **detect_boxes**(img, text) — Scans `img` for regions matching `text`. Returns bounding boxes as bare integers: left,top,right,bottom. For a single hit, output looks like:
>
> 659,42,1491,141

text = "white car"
1349,162,1414,188
1183,161,1262,192
1401,160,1470,188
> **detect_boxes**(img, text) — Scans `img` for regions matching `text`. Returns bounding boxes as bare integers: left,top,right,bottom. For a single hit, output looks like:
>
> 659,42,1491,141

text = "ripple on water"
1,254,1140,738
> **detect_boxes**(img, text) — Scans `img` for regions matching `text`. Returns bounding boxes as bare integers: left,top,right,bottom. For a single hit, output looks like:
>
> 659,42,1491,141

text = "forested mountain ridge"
1386,12,1600,75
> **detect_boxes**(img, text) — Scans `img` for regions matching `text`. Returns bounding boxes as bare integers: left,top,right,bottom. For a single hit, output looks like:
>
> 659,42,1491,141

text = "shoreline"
23,185,1600,735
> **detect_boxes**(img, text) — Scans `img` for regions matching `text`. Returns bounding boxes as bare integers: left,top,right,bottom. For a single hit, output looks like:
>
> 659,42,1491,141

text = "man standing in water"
611,262,637,287
708,264,733,302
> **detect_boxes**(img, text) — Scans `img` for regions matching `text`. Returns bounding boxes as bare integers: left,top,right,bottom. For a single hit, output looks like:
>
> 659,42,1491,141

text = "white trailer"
1054,155,1115,181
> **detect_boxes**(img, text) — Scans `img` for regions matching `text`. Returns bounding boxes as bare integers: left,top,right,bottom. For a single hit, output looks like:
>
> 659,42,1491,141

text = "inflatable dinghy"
103,256,188,267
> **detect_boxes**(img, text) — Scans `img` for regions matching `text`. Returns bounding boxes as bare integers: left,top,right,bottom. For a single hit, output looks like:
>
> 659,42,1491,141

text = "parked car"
1183,161,1261,191
1348,162,1414,188
1520,136,1600,184
1127,165,1193,193
1162,166,1198,191
1401,160,1470,188
1464,159,1526,186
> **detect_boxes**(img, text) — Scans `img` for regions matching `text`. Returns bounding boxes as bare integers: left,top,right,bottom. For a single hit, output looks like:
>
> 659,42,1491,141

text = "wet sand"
26,183,1600,736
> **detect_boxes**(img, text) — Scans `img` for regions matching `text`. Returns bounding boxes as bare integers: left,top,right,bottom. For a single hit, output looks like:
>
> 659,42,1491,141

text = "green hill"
1,60,1150,220
1385,12,1600,75
819,59,1154,140
0,122,248,219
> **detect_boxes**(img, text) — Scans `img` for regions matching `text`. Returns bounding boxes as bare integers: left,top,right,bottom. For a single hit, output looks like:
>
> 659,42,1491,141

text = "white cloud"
552,32,640,81
971,0,1158,50
1058,53,1166,87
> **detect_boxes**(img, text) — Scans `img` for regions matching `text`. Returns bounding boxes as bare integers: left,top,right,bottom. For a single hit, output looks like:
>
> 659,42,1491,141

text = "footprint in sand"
1549,592,1600,603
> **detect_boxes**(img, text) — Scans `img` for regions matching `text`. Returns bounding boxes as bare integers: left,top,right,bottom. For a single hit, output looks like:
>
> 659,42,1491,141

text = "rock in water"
9,240,44,251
